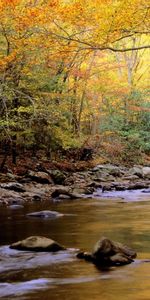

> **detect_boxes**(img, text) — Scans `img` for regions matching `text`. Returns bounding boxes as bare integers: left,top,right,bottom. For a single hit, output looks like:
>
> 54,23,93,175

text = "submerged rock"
77,237,137,266
142,188,150,193
27,210,64,219
10,236,65,252
8,204,24,209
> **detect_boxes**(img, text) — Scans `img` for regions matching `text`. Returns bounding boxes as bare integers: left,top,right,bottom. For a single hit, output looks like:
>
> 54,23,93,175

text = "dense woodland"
0,0,150,168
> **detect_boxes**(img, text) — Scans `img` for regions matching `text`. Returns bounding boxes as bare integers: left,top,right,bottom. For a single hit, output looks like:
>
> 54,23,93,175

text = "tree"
0,0,150,166
48,0,150,52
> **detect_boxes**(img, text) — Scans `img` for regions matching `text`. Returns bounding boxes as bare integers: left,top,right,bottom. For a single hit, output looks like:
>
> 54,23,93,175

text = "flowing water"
0,189,150,299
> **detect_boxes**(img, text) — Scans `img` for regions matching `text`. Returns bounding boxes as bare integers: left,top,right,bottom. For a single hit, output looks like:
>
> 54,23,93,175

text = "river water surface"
0,189,150,299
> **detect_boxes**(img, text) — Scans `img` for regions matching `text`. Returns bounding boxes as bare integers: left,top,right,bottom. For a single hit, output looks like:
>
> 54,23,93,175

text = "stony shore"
0,164,150,206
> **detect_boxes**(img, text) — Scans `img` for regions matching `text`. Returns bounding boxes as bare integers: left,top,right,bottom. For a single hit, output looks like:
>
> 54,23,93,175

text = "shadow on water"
0,190,150,299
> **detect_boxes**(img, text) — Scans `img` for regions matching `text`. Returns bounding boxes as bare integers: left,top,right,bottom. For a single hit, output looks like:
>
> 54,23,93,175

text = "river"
0,189,150,299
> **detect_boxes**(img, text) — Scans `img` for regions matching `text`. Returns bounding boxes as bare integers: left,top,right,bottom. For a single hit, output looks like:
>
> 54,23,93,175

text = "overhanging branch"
45,29,150,52
97,45,150,52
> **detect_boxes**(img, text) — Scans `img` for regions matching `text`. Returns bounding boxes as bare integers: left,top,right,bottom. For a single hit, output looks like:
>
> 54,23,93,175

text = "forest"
0,0,150,168
1,2,150,299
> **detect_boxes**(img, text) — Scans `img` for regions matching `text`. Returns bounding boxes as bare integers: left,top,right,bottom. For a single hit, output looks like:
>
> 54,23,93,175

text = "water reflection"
0,191,150,299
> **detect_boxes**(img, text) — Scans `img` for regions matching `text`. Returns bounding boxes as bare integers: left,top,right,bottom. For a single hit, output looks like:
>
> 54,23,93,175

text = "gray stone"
142,188,150,193
0,182,25,192
58,194,71,199
129,166,143,178
6,173,17,180
122,175,139,180
51,188,81,199
93,164,121,172
92,164,109,171
127,182,149,190
142,167,150,179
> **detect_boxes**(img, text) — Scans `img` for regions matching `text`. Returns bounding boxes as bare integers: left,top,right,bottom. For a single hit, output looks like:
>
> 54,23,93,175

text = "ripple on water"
0,244,150,299
0,272,130,299
93,189,150,202
0,278,51,298
0,245,75,273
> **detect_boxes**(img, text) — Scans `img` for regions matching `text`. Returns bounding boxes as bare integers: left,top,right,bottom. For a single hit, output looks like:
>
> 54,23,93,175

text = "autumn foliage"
0,0,150,167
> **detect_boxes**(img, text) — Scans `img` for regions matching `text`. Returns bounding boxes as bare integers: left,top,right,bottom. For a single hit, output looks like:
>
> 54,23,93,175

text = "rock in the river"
8,204,24,209
27,210,64,219
92,237,136,260
77,237,137,266
127,182,149,190
58,194,71,200
51,188,81,199
10,236,65,252
142,188,150,193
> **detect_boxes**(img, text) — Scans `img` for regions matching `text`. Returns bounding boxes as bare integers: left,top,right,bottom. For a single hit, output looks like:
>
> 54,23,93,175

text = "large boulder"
27,210,64,219
92,237,136,262
10,236,65,252
77,237,136,266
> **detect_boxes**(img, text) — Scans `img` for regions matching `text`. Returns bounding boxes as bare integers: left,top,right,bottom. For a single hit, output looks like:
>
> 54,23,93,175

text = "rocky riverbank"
0,163,150,206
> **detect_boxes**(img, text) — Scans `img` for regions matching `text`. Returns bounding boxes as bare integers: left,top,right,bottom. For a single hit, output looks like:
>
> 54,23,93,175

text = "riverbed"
0,190,150,299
